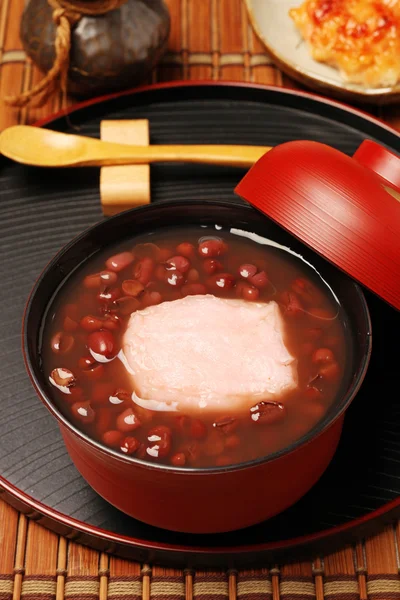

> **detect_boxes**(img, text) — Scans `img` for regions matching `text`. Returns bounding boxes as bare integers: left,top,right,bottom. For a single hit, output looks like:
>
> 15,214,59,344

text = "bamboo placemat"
1,0,400,598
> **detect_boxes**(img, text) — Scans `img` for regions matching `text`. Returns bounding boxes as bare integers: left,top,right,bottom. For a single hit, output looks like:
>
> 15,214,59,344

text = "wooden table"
0,1,400,599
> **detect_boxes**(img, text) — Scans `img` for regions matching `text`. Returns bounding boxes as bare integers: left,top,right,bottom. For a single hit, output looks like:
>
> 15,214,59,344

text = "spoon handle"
79,140,271,168
0,125,272,168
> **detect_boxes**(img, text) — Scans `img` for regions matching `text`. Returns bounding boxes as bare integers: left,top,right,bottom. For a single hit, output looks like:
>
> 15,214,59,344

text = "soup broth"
42,226,350,468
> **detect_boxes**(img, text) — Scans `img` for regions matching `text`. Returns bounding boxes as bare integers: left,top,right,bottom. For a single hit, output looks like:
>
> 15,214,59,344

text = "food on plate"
289,0,400,88
42,227,349,467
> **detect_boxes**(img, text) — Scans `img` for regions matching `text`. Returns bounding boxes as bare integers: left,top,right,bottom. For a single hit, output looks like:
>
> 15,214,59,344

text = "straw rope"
4,0,128,108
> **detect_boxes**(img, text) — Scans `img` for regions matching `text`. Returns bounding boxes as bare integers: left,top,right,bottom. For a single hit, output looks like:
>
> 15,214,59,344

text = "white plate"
245,0,400,104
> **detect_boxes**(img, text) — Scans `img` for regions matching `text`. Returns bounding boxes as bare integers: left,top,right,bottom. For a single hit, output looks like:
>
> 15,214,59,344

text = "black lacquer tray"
1,82,399,568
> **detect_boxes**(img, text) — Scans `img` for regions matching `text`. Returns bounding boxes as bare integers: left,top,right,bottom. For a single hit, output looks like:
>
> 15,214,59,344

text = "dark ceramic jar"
20,0,170,97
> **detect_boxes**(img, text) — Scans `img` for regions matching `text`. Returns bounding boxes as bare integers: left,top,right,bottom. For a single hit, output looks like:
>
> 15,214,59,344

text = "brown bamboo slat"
1,0,400,597
108,557,141,600
188,0,212,81
0,502,18,600
12,515,28,600
323,547,359,600
65,543,99,600
21,521,58,600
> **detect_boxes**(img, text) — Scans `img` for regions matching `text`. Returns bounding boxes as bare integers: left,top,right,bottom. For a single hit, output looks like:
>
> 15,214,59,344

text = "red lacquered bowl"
23,199,372,534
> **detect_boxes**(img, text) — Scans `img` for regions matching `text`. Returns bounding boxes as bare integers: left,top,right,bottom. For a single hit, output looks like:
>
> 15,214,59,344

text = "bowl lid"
235,139,400,311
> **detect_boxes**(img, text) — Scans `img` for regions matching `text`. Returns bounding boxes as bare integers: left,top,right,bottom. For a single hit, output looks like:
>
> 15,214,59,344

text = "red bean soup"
42,227,350,469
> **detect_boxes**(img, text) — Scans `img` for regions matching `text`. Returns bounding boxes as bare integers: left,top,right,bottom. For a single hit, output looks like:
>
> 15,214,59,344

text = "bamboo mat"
1,0,400,598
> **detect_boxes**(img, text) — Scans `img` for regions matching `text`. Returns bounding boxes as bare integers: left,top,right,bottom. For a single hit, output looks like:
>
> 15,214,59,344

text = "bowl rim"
22,198,373,475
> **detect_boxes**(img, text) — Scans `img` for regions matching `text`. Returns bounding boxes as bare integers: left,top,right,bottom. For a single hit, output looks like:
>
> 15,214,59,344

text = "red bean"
87,330,116,360
225,434,240,449
319,361,340,382
216,455,232,467
250,401,286,425
63,303,79,320
83,273,102,289
157,266,185,288
176,243,195,258
133,405,154,425
71,401,96,424
146,425,172,458
80,315,104,332
96,407,112,433
50,367,76,388
121,279,145,297
133,257,155,286
203,259,222,275
241,284,260,301
155,264,170,283
102,430,123,448
63,316,78,332
132,243,160,259
185,442,200,465
171,452,186,466
120,436,141,455
106,251,134,272
109,388,131,406
213,416,238,434
166,256,190,273
204,433,225,457
83,270,118,289
187,268,200,282
249,271,269,289
136,443,147,459
207,273,235,291
235,281,247,298
83,364,105,380
115,296,141,316
100,270,118,285
78,356,105,380
79,355,98,370
103,314,121,331
190,419,207,440
175,415,191,434
198,239,227,258
312,348,335,364
238,263,257,279
117,408,141,432
158,248,173,262
97,286,121,304
141,291,163,307
51,332,74,354
281,291,303,318
68,386,84,402
291,277,323,306
181,283,207,296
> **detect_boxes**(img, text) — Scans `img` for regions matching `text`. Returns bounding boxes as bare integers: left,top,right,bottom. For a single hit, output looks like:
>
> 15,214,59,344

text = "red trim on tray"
33,80,400,138
5,80,398,562
1,467,400,558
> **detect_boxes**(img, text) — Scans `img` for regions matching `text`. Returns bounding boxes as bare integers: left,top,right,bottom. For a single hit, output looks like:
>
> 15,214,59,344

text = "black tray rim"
1,80,400,568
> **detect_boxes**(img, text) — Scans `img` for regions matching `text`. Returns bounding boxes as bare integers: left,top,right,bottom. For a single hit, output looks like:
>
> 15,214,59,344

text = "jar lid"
235,140,400,310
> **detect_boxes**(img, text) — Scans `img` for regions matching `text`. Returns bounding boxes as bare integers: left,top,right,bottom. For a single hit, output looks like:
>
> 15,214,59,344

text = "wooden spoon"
0,125,271,168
